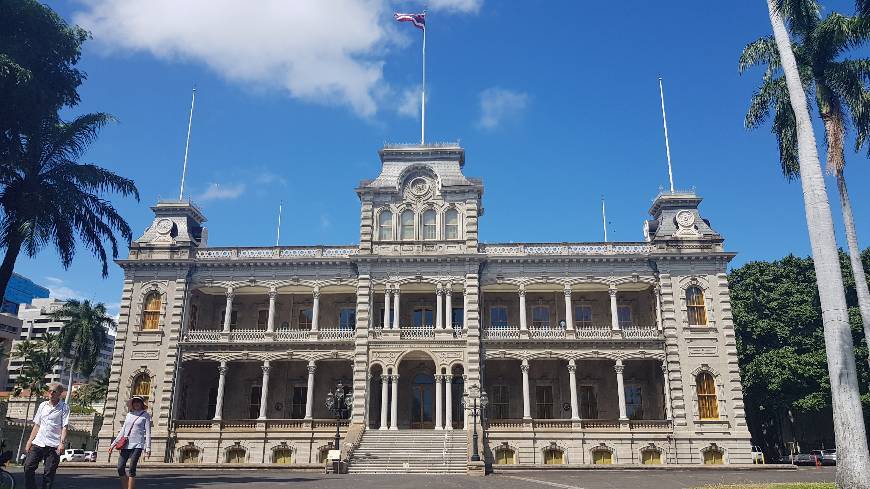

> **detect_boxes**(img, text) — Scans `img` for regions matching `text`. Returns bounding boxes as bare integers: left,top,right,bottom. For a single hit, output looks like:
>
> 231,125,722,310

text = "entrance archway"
411,372,435,429
397,351,437,430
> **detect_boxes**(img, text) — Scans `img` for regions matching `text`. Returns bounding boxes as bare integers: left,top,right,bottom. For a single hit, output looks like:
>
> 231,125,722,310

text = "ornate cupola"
128,199,207,260
644,190,724,251
356,143,483,255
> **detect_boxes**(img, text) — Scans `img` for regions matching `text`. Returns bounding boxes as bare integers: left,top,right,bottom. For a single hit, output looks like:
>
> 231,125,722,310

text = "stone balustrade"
486,419,672,432
480,242,654,257
183,328,355,343
195,245,359,260
174,419,350,432
481,325,662,341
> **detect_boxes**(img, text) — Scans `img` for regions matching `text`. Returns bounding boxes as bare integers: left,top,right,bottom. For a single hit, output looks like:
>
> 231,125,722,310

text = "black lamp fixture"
461,386,488,462
325,382,353,450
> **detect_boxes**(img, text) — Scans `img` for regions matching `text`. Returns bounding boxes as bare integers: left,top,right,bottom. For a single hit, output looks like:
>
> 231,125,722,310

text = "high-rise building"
1,273,49,315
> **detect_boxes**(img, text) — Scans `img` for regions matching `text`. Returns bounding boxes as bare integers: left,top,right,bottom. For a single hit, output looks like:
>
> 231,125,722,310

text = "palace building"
98,143,752,472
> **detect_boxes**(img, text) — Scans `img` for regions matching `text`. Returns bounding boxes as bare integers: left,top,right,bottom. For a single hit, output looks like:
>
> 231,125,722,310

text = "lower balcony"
183,327,355,343
487,418,673,432
481,324,662,341
174,418,349,433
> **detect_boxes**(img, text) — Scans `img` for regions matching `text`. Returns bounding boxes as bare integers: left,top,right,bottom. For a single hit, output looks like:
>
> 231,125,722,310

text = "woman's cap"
128,396,148,408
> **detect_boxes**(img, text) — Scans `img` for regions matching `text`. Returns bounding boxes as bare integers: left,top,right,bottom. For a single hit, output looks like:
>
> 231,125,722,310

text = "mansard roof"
357,143,480,192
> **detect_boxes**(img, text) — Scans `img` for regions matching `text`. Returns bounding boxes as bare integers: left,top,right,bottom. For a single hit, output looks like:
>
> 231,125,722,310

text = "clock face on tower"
155,219,174,235
675,210,695,229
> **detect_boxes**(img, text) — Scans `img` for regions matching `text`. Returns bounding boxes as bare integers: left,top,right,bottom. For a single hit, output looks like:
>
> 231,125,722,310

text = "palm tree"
741,0,870,365
11,334,61,461
49,299,113,402
764,1,870,487
0,112,139,300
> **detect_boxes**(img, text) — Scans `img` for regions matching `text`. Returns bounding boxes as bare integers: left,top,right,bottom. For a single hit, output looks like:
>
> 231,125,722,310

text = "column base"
389,426,398,431
435,426,443,430
378,426,388,431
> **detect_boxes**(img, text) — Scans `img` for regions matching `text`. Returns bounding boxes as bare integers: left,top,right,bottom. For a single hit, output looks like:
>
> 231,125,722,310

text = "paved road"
5,466,835,489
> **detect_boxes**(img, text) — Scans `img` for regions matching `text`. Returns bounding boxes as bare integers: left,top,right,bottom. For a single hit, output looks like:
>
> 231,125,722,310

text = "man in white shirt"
24,382,69,489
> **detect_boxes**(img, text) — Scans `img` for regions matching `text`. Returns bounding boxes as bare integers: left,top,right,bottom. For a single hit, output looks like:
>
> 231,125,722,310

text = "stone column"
435,286,444,329
392,289,401,329
521,359,531,419
379,374,389,430
311,288,321,332
568,360,579,420
434,374,443,429
213,361,228,421
305,361,316,419
564,286,574,331
266,287,277,333
389,374,399,430
383,288,392,328
519,287,528,331
445,286,453,328
445,374,453,430
654,284,663,332
662,361,673,420
258,361,271,420
609,285,620,331
615,359,628,420
222,288,234,332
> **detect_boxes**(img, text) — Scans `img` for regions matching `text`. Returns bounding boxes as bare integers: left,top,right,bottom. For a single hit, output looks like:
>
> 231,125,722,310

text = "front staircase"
347,429,467,474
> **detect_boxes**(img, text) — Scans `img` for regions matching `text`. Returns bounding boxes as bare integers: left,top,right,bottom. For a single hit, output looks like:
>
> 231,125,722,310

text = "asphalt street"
4,466,836,489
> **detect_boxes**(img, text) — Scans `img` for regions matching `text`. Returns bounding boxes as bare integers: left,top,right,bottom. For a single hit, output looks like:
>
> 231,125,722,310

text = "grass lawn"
693,485,835,489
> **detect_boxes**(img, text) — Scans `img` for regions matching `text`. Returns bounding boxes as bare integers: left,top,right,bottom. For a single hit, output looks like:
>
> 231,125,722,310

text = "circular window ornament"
155,219,174,235
675,210,695,228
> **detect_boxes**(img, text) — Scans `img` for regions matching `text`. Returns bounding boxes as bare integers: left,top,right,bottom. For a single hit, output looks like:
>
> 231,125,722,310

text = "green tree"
741,0,870,368
0,112,139,301
71,374,109,414
758,1,870,486
50,299,113,401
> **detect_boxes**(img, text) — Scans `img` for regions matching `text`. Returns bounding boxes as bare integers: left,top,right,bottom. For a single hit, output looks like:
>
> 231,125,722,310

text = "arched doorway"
411,372,435,429
397,351,437,429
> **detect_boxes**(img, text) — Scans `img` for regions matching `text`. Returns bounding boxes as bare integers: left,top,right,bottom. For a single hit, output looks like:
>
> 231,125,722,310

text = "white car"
59,449,86,462
83,451,96,462
750,445,765,464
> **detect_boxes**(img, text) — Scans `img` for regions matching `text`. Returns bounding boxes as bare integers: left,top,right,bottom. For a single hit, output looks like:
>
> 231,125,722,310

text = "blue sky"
17,0,870,315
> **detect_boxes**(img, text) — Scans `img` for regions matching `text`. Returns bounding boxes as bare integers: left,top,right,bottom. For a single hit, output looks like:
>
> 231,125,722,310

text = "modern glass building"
2,273,50,314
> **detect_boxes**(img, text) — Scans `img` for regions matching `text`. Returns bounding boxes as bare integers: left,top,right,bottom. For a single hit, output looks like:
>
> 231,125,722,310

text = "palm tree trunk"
836,170,870,367
0,232,24,304
767,2,870,487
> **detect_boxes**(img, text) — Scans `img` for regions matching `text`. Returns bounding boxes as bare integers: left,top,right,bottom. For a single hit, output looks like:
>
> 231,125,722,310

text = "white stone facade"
98,144,751,469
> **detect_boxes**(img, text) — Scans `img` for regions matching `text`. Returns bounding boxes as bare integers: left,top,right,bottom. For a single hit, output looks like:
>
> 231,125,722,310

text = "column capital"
564,286,572,297
608,285,618,297
436,285,444,296
218,364,229,376
520,362,529,373
434,374,444,381
568,359,576,367
307,365,317,375
268,288,278,299
262,364,272,374
444,286,452,297
393,288,401,296
614,363,624,374
391,374,400,381
567,364,576,374
312,287,321,298
225,288,235,299
518,286,526,297
661,361,668,373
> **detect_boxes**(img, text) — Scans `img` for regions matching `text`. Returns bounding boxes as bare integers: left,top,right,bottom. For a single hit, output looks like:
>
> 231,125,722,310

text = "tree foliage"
731,249,870,453
11,333,62,396
50,299,114,379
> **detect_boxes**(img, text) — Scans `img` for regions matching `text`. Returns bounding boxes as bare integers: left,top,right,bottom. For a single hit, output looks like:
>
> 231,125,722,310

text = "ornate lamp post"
462,387,488,462
325,382,353,450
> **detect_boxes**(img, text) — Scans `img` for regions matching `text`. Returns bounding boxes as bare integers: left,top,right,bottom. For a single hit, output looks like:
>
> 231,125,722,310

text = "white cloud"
196,182,246,202
254,171,288,186
477,87,529,130
425,0,483,13
320,214,332,230
44,277,86,301
397,85,422,118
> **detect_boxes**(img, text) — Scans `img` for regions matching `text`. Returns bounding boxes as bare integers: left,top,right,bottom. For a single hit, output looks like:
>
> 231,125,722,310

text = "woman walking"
108,396,151,489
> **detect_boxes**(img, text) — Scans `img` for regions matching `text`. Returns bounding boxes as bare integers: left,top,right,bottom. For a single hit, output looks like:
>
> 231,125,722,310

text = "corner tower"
356,143,483,255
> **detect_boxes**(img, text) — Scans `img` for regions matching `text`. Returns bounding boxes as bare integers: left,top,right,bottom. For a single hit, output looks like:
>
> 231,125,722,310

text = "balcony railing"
182,328,354,343
480,242,654,257
481,325,661,340
486,418,672,432
174,419,350,432
400,326,436,339
195,245,359,260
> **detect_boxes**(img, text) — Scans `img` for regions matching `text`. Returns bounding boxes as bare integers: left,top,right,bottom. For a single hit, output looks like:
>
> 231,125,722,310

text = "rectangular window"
574,305,592,328
220,310,238,330
579,386,598,419
339,308,356,330
412,308,434,327
625,385,643,420
298,308,313,330
207,387,217,419
445,211,459,239
290,386,307,419
451,308,464,328
491,385,509,419
617,305,632,328
249,385,262,419
257,309,268,329
535,385,553,419
490,306,508,328
532,306,550,328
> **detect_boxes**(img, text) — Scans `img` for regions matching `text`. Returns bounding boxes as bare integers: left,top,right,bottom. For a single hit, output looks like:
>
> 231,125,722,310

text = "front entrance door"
411,373,434,429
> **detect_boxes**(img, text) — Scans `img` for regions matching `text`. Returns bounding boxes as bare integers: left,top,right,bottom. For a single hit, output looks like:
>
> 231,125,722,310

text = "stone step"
347,429,468,474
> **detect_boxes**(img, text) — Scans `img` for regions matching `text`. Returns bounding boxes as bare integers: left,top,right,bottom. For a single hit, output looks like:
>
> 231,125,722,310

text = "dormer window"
422,210,437,240
378,210,393,240
400,210,414,240
445,209,459,239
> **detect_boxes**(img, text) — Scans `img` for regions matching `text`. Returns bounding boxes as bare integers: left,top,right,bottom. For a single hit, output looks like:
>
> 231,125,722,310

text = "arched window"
131,373,152,403
378,210,393,240
543,448,564,464
641,448,661,464
494,447,515,465
273,447,293,464
444,209,459,240
142,292,161,330
592,448,612,465
400,210,415,240
179,447,199,464
686,286,707,326
703,447,724,465
696,372,719,420
422,209,437,240
226,446,246,463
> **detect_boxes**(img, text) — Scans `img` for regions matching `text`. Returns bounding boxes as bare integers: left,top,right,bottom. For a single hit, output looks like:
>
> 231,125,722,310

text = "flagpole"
601,195,608,242
276,201,283,246
179,87,196,200
421,18,426,145
658,77,675,193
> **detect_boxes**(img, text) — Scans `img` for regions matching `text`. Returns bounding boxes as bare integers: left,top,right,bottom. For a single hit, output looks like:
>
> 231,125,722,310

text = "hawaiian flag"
394,12,425,30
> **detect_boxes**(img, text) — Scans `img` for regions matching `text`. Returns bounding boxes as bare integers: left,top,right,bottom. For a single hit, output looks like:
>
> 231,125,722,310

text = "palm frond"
740,36,781,75
776,0,822,38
